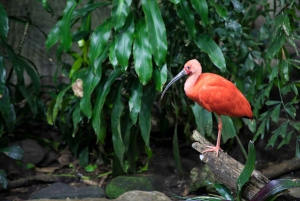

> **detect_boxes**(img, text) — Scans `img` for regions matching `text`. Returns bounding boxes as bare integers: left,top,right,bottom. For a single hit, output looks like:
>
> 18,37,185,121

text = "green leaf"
191,103,213,136
190,0,208,27
52,85,71,124
236,141,256,201
252,179,300,201
80,66,101,119
153,63,167,92
78,146,89,167
72,30,91,42
111,83,125,169
85,164,97,172
209,1,228,20
266,32,285,59
36,0,54,15
109,40,118,68
92,68,122,141
22,58,41,96
231,0,244,13
0,169,8,189
265,100,281,106
5,44,24,83
69,57,83,78
129,78,143,124
244,53,255,71
0,3,9,41
267,122,288,148
194,34,226,72
177,0,196,39
209,183,234,200
72,105,82,137
139,84,156,147
60,0,77,52
0,56,6,96
18,86,37,115
115,12,135,71
133,19,153,85
221,115,236,143
89,19,112,72
278,131,292,149
0,88,16,132
170,0,180,4
111,0,132,31
270,104,281,123
141,0,167,67
0,145,24,160
46,21,61,51
72,2,110,19
93,41,111,76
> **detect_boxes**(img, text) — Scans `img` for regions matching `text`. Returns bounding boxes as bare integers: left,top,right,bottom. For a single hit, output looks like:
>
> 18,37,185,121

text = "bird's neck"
184,72,201,93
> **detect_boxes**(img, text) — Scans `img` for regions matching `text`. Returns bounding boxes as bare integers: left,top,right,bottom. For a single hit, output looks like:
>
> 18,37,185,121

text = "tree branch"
191,130,269,200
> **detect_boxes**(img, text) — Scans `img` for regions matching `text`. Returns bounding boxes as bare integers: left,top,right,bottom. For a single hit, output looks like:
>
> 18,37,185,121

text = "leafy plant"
44,0,300,176
0,2,44,188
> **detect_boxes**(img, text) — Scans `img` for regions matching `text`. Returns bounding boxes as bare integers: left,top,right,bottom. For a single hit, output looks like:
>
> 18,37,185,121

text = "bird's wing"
197,75,252,118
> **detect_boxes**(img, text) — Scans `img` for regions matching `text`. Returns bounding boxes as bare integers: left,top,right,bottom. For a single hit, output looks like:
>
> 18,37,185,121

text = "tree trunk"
191,130,269,200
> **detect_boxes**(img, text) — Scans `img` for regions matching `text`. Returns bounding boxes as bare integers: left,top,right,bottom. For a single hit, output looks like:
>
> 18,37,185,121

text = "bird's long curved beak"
160,69,187,100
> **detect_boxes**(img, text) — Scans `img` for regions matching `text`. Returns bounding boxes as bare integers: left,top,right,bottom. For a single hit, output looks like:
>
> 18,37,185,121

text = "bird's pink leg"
203,115,223,157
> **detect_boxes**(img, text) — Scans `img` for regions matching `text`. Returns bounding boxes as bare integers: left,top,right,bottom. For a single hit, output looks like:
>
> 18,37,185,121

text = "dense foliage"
0,0,300,189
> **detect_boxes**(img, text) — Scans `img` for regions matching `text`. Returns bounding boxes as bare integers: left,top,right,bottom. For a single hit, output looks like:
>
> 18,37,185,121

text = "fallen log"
191,130,269,200
261,157,300,179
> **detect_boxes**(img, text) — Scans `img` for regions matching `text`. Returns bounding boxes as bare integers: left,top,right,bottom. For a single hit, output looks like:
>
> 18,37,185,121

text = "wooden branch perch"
191,130,269,201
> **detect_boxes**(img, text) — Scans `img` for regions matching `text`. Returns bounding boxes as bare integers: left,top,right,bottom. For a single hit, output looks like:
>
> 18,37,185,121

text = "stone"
114,190,172,201
189,165,219,193
105,175,162,199
29,182,105,199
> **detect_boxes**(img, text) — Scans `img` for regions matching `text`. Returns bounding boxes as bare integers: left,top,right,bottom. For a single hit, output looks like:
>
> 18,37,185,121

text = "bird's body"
184,73,252,118
161,59,252,156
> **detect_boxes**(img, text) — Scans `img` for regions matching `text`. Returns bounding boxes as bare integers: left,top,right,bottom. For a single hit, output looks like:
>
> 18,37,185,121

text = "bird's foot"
203,146,223,157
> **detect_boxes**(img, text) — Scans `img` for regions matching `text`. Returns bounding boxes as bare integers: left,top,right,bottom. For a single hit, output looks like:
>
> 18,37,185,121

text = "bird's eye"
187,66,190,69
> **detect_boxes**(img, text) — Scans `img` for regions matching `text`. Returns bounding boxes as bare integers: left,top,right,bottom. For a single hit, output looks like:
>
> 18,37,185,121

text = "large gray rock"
105,175,163,199
114,190,171,201
27,191,172,201
29,182,105,199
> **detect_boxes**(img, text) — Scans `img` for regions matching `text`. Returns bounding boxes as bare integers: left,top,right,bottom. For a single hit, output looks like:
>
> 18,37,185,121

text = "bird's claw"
203,146,223,157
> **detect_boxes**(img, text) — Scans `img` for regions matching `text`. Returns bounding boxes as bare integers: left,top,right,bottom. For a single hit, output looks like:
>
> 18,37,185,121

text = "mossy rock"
105,175,160,199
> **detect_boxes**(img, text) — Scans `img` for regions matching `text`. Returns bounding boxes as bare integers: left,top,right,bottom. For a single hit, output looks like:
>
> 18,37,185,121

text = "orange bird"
161,59,252,156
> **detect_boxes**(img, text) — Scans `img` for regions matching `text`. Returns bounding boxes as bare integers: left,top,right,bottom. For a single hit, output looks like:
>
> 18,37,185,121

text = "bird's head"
183,59,202,75
161,59,202,100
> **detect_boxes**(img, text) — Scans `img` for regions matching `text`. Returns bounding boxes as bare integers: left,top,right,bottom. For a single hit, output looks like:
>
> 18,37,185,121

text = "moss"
105,176,157,199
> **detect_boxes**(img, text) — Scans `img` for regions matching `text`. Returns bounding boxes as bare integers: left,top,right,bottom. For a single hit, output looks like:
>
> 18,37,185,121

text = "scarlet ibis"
161,59,252,156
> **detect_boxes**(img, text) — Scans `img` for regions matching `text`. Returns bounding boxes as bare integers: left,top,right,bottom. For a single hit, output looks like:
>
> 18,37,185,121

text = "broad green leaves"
133,19,152,85
236,141,256,201
115,12,135,71
0,56,6,96
112,0,132,31
177,0,196,39
89,19,112,73
92,68,122,141
0,88,15,132
191,0,208,27
60,0,77,52
191,103,212,136
194,34,226,71
139,85,156,147
112,83,126,169
80,67,101,119
0,3,9,42
141,0,167,67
